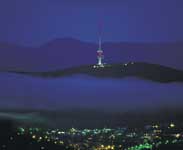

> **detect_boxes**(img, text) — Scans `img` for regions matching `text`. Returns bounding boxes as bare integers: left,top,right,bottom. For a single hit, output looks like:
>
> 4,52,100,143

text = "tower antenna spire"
99,36,102,50
98,21,102,50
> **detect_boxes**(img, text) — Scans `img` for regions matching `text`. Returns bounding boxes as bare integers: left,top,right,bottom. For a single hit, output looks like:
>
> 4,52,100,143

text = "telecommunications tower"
95,21,104,67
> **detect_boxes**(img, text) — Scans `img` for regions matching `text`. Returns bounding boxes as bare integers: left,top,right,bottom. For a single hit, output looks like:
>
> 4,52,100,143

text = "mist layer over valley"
0,73,183,112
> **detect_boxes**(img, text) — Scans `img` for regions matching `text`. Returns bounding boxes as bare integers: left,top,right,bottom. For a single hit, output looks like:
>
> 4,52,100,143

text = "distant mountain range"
0,38,183,71
9,62,183,83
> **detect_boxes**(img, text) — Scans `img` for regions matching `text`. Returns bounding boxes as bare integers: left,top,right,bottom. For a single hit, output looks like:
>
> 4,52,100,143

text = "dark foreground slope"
9,62,183,83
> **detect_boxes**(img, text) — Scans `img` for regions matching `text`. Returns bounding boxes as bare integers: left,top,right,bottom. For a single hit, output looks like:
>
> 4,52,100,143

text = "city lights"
10,122,183,150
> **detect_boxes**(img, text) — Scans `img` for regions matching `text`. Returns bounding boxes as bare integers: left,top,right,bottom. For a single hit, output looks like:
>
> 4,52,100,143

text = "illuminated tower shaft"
97,31,104,66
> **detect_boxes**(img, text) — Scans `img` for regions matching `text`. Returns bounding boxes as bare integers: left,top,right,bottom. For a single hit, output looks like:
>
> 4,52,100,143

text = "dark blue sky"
0,0,183,46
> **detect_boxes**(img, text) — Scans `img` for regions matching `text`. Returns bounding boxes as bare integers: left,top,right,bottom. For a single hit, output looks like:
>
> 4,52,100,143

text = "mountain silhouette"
0,38,183,71
9,62,183,83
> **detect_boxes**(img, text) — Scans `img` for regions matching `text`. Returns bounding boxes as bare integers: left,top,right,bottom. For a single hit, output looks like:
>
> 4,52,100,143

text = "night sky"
0,0,183,46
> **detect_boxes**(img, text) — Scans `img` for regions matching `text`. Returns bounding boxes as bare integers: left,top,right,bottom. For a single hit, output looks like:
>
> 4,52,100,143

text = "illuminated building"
97,35,104,67
93,23,105,68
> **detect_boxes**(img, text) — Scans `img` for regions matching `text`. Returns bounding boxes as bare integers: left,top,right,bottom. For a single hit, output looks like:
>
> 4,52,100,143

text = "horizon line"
0,37,183,48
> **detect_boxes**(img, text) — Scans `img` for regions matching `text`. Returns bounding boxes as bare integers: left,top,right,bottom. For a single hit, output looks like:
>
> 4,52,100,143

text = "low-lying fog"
0,73,182,111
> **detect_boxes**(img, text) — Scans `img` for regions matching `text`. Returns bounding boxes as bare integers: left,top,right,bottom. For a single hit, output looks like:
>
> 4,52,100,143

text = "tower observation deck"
97,37,104,66
93,22,105,68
